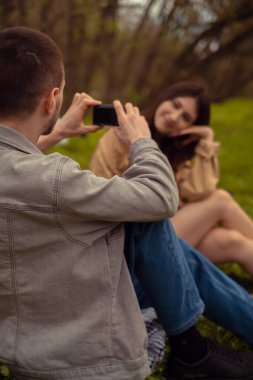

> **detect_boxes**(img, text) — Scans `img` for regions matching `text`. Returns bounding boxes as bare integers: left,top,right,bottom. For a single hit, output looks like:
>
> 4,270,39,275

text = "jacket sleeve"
176,139,220,203
58,138,179,222
89,128,130,178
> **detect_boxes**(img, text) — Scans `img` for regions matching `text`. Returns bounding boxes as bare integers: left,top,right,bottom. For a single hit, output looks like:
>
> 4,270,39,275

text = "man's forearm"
37,120,64,152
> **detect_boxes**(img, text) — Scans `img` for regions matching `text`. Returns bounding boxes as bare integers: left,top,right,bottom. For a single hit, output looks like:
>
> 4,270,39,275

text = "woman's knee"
210,189,236,215
199,228,246,263
211,189,233,204
216,228,244,250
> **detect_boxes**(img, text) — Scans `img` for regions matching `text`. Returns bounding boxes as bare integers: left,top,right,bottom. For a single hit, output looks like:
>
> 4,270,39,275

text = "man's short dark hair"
0,26,64,118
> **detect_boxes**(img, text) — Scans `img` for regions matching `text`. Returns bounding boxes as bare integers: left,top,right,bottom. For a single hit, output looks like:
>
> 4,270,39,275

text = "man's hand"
37,92,101,152
113,100,151,146
54,92,102,139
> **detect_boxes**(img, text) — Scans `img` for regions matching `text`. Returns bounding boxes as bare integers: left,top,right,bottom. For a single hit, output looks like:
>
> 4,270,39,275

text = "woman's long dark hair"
144,81,211,169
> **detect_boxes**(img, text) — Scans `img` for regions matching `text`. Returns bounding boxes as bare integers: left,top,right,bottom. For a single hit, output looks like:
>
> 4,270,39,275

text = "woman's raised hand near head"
178,125,214,145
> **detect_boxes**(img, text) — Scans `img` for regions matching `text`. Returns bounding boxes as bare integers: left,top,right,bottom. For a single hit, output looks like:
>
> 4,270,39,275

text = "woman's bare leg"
197,227,253,275
171,189,253,246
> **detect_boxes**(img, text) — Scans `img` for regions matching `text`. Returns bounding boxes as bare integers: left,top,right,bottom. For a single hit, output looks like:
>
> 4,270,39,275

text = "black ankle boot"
165,339,253,380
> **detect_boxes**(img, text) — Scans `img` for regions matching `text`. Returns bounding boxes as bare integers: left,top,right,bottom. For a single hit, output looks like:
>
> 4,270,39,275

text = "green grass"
211,98,253,217
46,98,253,379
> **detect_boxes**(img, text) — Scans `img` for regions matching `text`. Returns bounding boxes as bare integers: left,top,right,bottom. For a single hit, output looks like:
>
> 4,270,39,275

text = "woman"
89,82,253,275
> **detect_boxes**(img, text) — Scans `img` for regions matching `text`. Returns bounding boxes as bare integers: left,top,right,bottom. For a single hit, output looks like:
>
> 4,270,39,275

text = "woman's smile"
154,96,198,136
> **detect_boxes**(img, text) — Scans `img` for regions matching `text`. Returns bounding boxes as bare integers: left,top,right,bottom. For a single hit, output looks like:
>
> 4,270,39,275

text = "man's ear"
44,87,60,115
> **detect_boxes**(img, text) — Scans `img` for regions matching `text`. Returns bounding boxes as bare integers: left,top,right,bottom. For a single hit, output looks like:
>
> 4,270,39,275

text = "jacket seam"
53,157,67,210
52,158,91,247
0,141,28,153
105,236,114,358
0,204,53,211
7,355,147,375
6,209,20,364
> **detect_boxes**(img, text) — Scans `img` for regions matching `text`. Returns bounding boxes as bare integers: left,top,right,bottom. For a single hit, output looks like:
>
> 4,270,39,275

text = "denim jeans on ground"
124,220,253,347
180,237,253,347
124,220,204,335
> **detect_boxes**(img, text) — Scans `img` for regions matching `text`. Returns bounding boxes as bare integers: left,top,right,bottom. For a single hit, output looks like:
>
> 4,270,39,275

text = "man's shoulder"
43,151,80,170
23,151,82,185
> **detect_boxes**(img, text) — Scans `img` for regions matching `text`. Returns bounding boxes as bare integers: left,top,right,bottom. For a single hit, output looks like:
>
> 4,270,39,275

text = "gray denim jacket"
0,124,179,380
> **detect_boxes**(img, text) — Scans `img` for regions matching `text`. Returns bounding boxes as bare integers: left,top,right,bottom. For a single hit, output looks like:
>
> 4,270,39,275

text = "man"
1,26,253,380
0,26,180,380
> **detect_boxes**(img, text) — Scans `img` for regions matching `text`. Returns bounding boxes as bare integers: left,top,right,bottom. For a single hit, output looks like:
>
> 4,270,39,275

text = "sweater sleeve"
176,139,220,204
89,128,130,178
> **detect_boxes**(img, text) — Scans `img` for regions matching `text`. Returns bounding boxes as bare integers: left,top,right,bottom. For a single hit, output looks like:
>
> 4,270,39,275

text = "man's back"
0,124,177,380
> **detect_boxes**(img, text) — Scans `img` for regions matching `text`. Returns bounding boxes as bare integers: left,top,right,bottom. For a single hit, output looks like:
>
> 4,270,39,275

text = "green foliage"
0,365,11,379
47,98,253,379
1,0,253,109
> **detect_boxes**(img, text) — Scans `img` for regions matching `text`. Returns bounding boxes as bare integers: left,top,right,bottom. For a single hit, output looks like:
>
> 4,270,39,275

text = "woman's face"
154,96,198,136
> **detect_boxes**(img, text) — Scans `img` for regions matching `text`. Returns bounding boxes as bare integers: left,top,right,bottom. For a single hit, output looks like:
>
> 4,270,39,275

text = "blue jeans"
124,220,253,346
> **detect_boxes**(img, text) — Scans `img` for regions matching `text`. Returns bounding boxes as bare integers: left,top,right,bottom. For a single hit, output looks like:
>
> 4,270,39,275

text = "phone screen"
93,105,119,126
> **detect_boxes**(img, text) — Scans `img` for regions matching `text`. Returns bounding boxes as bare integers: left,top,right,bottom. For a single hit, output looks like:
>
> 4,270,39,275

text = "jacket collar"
0,124,43,155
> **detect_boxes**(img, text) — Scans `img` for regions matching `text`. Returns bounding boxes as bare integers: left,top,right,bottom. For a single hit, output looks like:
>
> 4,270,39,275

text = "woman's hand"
177,125,214,146
113,101,151,146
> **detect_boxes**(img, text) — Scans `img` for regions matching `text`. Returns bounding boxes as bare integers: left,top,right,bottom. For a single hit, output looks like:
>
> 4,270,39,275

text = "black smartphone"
93,104,119,126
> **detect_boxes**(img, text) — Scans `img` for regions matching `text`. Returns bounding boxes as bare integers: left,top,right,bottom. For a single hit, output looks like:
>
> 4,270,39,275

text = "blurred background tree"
1,0,253,110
